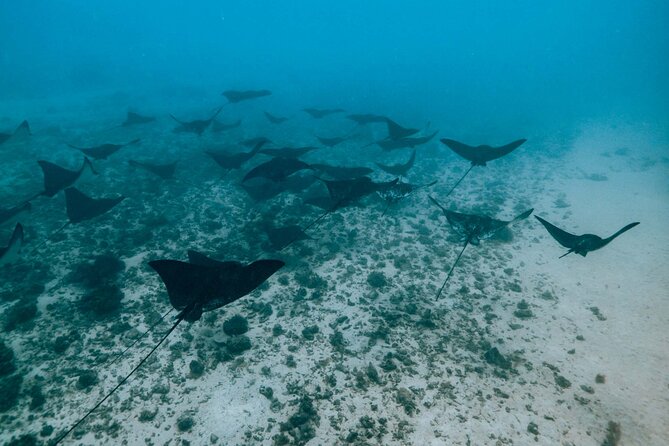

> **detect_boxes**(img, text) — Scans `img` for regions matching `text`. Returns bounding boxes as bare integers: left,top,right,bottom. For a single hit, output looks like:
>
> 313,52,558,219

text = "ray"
242,157,313,183
222,89,272,103
128,160,178,180
376,131,438,150
0,202,31,227
206,139,267,171
53,251,283,444
535,216,639,258
37,157,98,198
316,135,348,147
346,114,389,125
385,118,419,140
121,111,155,127
67,138,140,160
375,149,416,177
0,223,24,266
310,163,373,180
303,108,346,119
0,120,30,145
211,118,242,133
429,195,533,297
171,107,222,135
439,138,526,197
260,146,318,158
264,111,288,124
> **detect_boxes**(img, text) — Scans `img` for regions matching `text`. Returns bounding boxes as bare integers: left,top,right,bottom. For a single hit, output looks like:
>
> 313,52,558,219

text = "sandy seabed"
0,95,667,446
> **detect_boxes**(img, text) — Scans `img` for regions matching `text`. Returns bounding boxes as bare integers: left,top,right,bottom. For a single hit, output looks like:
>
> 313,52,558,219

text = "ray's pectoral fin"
535,216,580,250
604,222,640,245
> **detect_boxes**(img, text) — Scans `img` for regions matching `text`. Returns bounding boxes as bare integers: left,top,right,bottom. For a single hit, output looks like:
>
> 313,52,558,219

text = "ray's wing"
440,139,477,162
485,139,526,162
535,216,580,249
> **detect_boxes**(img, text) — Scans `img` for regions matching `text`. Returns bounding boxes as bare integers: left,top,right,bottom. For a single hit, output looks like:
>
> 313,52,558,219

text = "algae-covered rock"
367,271,387,288
223,315,249,336
226,335,252,355
483,347,512,370
4,297,38,332
0,373,23,412
0,340,16,376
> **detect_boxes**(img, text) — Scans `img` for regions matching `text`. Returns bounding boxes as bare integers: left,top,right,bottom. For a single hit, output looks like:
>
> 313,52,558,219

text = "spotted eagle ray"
376,131,438,151
222,89,272,103
121,112,155,127
211,118,242,133
303,108,346,119
0,202,30,227
378,179,437,215
36,157,98,198
260,146,318,158
264,111,289,124
263,224,311,251
316,135,348,147
171,107,222,135
67,138,140,160
206,139,267,171
290,177,399,248
310,163,373,180
385,118,419,140
0,223,24,266
429,195,533,299
128,160,178,180
0,120,30,145
52,250,283,444
32,187,125,253
347,114,389,125
375,149,416,177
242,157,313,183
440,138,526,197
535,216,639,258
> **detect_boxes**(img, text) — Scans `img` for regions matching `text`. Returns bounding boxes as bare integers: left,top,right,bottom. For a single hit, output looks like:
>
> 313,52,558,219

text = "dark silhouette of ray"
385,118,419,140
242,157,313,183
376,131,438,151
310,163,373,180
303,108,345,119
0,202,31,227
0,223,24,266
535,216,639,258
171,107,223,135
211,118,242,133
67,138,140,160
439,138,527,198
347,114,388,125
241,136,272,148
29,188,125,254
0,120,30,145
260,146,318,158
241,174,317,201
264,225,311,251
222,89,272,103
206,139,267,171
375,149,416,177
378,179,436,215
290,177,399,247
121,112,155,127
264,111,288,124
316,135,348,147
128,160,177,180
429,195,533,298
38,157,98,198
52,251,283,445
65,187,125,224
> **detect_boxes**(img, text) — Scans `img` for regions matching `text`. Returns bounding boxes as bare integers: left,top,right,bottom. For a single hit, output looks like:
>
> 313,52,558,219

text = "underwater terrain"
0,2,668,446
